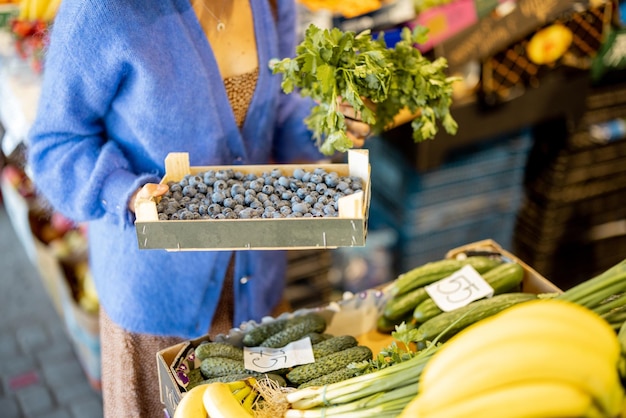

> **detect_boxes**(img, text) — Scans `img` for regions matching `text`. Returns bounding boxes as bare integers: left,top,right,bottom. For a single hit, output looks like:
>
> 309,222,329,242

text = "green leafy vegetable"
271,24,459,155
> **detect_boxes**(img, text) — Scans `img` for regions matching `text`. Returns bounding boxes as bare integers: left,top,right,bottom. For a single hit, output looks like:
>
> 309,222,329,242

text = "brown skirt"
99,258,291,418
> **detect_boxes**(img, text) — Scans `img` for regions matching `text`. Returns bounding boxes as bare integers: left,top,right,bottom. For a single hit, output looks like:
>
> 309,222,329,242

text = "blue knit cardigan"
27,0,325,338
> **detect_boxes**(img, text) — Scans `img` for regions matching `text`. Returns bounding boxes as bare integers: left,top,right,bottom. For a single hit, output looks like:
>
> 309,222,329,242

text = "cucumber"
391,256,502,296
286,345,373,385
307,332,333,345
260,313,327,348
297,366,359,389
413,262,525,324
242,318,290,347
200,357,253,378
195,341,244,361
384,286,429,321
377,312,415,333
312,335,358,359
415,292,538,344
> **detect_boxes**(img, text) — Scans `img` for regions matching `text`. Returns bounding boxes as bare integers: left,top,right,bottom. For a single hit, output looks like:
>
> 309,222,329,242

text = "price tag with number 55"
425,264,494,312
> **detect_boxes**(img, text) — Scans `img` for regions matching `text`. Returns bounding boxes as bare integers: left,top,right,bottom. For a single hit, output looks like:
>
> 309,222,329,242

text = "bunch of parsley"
271,24,459,155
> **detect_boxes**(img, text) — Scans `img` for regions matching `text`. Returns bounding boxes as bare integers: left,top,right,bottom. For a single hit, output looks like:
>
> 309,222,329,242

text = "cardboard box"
157,239,560,417
135,150,371,251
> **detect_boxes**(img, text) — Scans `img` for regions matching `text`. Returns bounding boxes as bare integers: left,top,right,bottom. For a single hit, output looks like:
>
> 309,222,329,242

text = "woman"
27,0,370,416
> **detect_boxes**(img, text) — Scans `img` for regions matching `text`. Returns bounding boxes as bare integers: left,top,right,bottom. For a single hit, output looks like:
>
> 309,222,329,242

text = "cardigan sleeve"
27,0,158,227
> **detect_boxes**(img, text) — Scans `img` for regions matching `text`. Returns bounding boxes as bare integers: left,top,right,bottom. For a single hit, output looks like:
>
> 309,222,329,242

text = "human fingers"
129,183,168,212
344,117,371,147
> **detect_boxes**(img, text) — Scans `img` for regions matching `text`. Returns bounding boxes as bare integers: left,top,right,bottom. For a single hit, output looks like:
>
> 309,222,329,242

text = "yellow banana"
173,384,209,418
242,388,258,414
225,379,248,393
232,384,252,403
400,380,600,418
41,0,61,22
415,334,624,416
27,0,45,20
202,382,253,418
420,299,621,389
18,0,31,20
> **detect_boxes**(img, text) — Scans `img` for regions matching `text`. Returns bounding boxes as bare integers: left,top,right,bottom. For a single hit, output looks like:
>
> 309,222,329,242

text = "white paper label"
243,337,315,373
425,265,494,312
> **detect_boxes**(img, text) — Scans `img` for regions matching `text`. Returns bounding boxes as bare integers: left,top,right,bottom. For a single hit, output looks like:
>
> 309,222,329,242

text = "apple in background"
50,211,76,236
1,164,25,188
1,164,35,198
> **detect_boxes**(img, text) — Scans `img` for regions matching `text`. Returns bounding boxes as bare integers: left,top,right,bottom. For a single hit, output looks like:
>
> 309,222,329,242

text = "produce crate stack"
284,249,335,310
367,129,533,273
513,80,626,290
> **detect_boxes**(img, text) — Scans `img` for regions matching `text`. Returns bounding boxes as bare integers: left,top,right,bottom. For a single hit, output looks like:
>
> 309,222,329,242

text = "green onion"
286,344,438,411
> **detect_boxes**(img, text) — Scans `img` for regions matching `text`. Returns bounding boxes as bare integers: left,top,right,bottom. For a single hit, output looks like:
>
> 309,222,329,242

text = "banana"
242,387,258,414
41,0,61,21
415,334,624,416
420,299,621,389
400,380,600,418
173,384,209,418
232,384,252,403
27,0,45,20
202,382,254,418
18,0,31,20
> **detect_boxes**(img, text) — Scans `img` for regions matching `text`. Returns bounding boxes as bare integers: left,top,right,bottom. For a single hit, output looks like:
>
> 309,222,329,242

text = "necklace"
193,0,227,32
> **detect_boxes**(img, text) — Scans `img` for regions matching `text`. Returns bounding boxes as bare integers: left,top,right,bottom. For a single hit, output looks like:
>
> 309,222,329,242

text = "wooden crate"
134,150,371,251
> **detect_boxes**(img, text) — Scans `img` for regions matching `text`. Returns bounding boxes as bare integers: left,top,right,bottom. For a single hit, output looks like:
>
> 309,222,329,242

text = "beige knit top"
223,68,259,127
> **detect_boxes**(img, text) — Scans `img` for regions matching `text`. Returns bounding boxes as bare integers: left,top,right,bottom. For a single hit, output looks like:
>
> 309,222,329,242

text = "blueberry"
231,184,245,196
182,185,197,197
223,197,236,209
262,184,274,195
212,191,226,204
292,202,309,214
188,175,203,187
293,168,306,180
278,176,290,188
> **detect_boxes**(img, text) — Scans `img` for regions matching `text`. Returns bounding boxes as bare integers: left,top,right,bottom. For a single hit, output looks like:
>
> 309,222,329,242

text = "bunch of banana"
18,0,60,22
173,377,257,418
399,299,625,418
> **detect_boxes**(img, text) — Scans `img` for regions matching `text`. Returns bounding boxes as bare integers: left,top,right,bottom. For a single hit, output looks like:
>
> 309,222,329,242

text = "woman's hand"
128,183,169,213
337,98,374,148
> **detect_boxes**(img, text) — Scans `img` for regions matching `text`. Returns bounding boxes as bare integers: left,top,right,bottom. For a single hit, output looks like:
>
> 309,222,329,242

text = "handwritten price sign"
425,265,494,312
243,337,315,373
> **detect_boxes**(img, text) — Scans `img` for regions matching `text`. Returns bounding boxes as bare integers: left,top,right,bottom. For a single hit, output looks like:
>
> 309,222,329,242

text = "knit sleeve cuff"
100,168,161,227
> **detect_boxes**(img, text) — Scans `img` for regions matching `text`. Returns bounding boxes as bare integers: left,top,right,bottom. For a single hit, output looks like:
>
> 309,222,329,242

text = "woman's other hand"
128,183,169,213
337,98,373,148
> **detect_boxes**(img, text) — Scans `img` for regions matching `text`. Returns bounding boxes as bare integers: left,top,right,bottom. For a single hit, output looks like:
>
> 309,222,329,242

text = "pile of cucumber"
379,255,529,343
188,312,373,390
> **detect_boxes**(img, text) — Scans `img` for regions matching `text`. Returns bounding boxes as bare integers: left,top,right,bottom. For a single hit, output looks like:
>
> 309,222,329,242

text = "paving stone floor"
0,203,104,418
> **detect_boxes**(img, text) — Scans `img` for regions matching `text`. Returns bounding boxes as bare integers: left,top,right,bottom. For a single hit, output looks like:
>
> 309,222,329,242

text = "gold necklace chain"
193,0,228,32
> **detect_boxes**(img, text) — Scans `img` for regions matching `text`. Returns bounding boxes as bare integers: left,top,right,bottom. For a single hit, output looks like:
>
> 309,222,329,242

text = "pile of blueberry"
156,167,364,220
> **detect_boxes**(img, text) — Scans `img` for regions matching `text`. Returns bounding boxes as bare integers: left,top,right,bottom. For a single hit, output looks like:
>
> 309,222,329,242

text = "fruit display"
1,163,98,315
134,150,370,250
296,0,384,18
10,0,61,72
166,250,626,417
16,0,60,21
157,166,364,221
400,299,624,417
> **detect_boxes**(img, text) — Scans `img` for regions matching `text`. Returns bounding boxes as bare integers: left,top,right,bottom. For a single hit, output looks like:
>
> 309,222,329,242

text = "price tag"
425,265,494,312
243,337,315,373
